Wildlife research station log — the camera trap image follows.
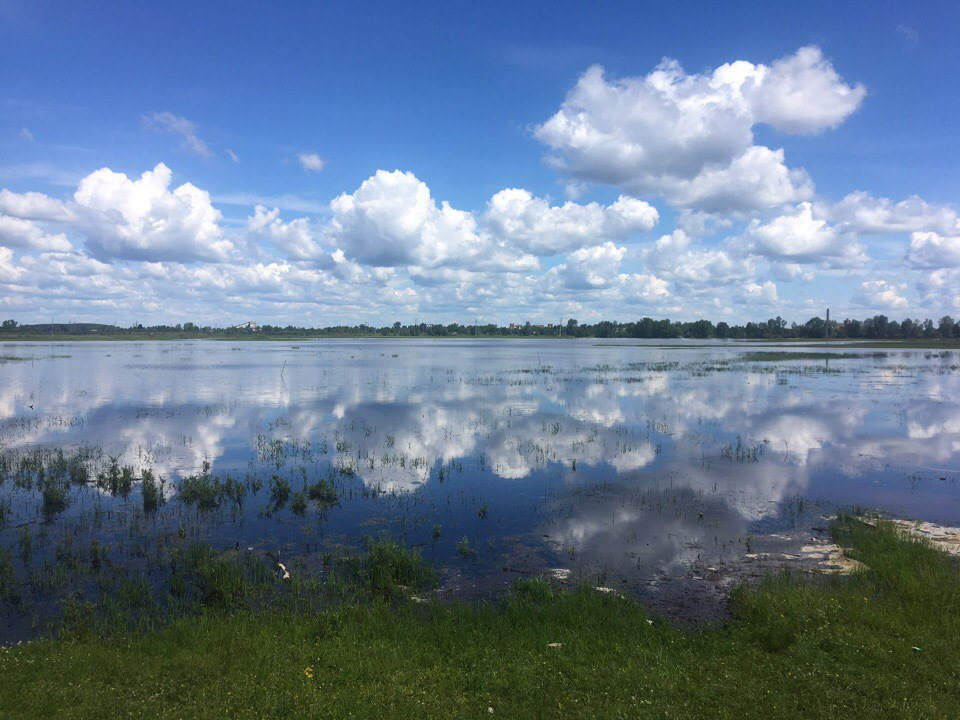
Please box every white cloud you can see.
[142,112,212,158]
[328,169,537,272]
[20,128,35,142]
[226,149,240,164]
[742,201,864,263]
[483,189,657,255]
[739,280,779,304]
[827,191,959,235]
[917,269,960,310]
[0,246,22,282]
[907,231,960,268]
[0,188,71,222]
[73,163,232,261]
[771,262,814,282]
[298,153,325,172]
[534,46,863,211]
[0,215,71,252]
[557,241,627,289]
[745,46,867,134]
[246,205,332,265]
[620,272,670,302]
[645,230,751,285]
[662,146,813,212]
[854,280,908,309]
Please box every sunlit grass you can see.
[1,519,958,718]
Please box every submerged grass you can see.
[1,518,959,718]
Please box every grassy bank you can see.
[2,518,959,719]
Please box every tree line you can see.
[3,315,960,339]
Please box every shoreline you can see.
[2,334,960,349]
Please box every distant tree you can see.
[1,319,17,331]
[595,320,616,338]
[802,316,826,338]
[939,316,956,338]
[687,319,714,338]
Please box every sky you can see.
[2,0,960,327]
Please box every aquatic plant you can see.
[307,478,338,505]
[269,475,291,507]
[456,536,476,558]
[362,537,436,599]
[96,456,134,497]
[41,478,70,515]
[291,489,307,514]
[140,469,165,513]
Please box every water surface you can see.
[2,339,959,636]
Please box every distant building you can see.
[509,323,516,330]
[232,321,260,331]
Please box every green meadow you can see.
[2,518,958,719]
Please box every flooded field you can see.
[1,339,959,639]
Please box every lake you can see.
[1,339,959,638]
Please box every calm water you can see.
[1,339,959,634]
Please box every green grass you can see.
[1,518,959,718]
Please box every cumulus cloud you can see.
[741,202,864,264]
[142,112,212,158]
[0,188,71,222]
[246,205,331,264]
[484,189,657,255]
[771,262,814,283]
[534,46,863,211]
[645,230,752,285]
[298,153,325,172]
[0,246,22,282]
[620,272,671,302]
[917,269,960,310]
[826,191,960,235]
[906,231,960,268]
[74,163,233,261]
[854,280,908,309]
[0,215,72,252]
[745,46,867,134]
[661,146,814,213]
[328,169,538,272]
[556,241,627,289]
[739,280,779,304]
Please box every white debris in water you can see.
[549,568,571,580]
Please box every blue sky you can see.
[2,0,959,325]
